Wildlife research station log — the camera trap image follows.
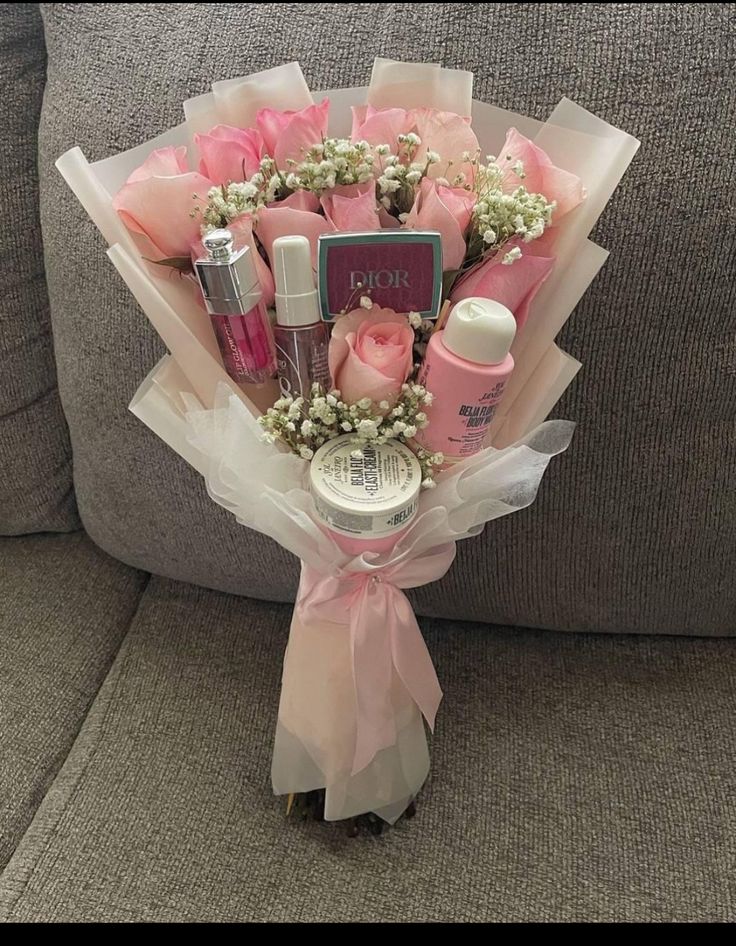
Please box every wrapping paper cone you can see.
[56,59,640,821]
[272,565,438,824]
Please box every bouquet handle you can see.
[272,558,452,823]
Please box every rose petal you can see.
[256,205,332,271]
[412,109,479,181]
[256,99,329,167]
[350,105,413,148]
[451,249,556,331]
[405,179,473,271]
[196,125,264,184]
[126,146,189,183]
[256,108,292,155]
[279,190,321,212]
[230,216,276,308]
[498,128,586,220]
[357,321,415,383]
[338,342,405,405]
[114,169,213,260]
[321,182,380,232]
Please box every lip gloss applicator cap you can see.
[196,228,262,316]
[273,235,321,328]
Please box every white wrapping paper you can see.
[57,60,639,433]
[179,386,574,821]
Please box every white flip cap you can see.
[273,235,321,328]
[442,297,517,365]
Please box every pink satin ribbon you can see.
[297,543,457,776]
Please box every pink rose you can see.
[351,106,479,181]
[405,179,475,271]
[498,128,586,220]
[195,125,264,185]
[329,308,415,406]
[451,244,556,331]
[256,198,332,272]
[256,99,330,168]
[320,183,381,232]
[113,146,213,260]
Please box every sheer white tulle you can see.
[181,387,574,821]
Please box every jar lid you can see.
[310,436,421,539]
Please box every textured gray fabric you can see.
[0,4,79,535]
[0,577,734,922]
[38,3,736,633]
[0,532,147,869]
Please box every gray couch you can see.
[1,2,734,923]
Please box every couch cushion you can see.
[0,4,79,535]
[38,3,736,633]
[0,532,147,869]
[0,577,734,921]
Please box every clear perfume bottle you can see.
[195,229,277,387]
[272,235,331,399]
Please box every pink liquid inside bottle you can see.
[272,235,331,399]
[195,229,277,387]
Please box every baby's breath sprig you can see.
[258,383,443,488]
[200,181,262,231]
[200,139,381,234]
[284,139,376,193]
[470,157,556,263]
[375,134,444,219]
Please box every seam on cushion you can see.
[0,384,60,421]
[0,320,53,358]
[0,571,153,919]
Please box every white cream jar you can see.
[310,436,421,554]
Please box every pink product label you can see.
[211,305,276,385]
[322,242,438,318]
[418,360,510,459]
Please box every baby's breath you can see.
[199,131,558,302]
[258,383,442,488]
[465,158,556,270]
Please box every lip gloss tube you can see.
[194,229,277,387]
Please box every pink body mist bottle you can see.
[195,229,277,387]
[415,298,517,463]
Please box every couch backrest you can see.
[37,2,736,634]
[0,3,79,535]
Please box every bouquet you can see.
[58,59,639,828]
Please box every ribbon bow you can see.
[298,543,457,775]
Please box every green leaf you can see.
[144,256,194,276]
[442,269,460,301]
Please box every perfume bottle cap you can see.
[442,298,516,365]
[195,229,261,316]
[273,235,321,328]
